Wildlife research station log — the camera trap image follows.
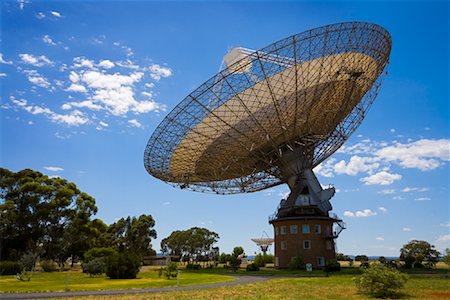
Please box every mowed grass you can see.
[66,275,450,300]
[0,266,235,293]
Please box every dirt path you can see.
[0,275,270,299]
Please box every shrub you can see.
[40,260,58,272]
[84,257,105,276]
[289,256,304,270]
[254,254,274,267]
[354,262,408,298]
[0,261,21,275]
[228,256,241,272]
[185,263,201,270]
[105,252,141,279]
[246,263,260,271]
[360,261,370,269]
[158,262,178,279]
[413,261,424,268]
[19,252,38,271]
[323,259,341,272]
[84,247,117,263]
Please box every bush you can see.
[289,256,304,270]
[254,254,274,267]
[360,261,370,269]
[0,261,21,275]
[105,252,141,279]
[19,252,38,271]
[84,247,117,263]
[323,259,341,272]
[158,262,178,279]
[354,262,408,298]
[84,257,105,276]
[40,260,58,272]
[246,263,260,271]
[185,263,201,270]
[413,261,424,268]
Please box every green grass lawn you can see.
[0,266,235,293]
[63,275,449,300]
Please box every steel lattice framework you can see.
[144,22,392,194]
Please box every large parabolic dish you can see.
[144,22,392,194]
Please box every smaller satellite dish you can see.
[251,231,274,255]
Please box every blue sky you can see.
[1,1,449,257]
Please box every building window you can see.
[281,225,287,235]
[281,241,287,250]
[314,224,321,234]
[317,257,325,267]
[302,224,310,234]
[290,225,298,234]
[303,240,311,249]
[275,227,279,236]
[326,240,333,250]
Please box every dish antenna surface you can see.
[144,22,392,268]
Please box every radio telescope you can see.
[144,22,392,268]
[252,232,274,255]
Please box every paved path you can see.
[0,275,270,299]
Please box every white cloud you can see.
[50,11,61,18]
[415,197,431,201]
[131,100,162,114]
[375,139,450,171]
[62,100,102,111]
[66,83,87,93]
[149,64,173,81]
[141,91,153,98]
[378,189,395,195]
[440,223,450,227]
[344,209,377,218]
[0,73,7,77]
[401,187,429,193]
[73,57,95,69]
[19,54,53,67]
[313,158,336,178]
[36,12,46,19]
[436,235,450,242]
[99,121,108,127]
[334,156,380,176]
[44,166,64,172]
[390,128,396,133]
[402,227,412,232]
[162,201,171,205]
[42,35,56,45]
[17,0,29,10]
[376,237,384,241]
[378,207,388,213]
[361,171,402,185]
[0,54,13,64]
[128,119,142,128]
[98,60,115,69]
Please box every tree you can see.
[355,255,369,262]
[108,214,157,257]
[0,168,98,262]
[400,240,440,268]
[161,227,219,262]
[444,248,450,267]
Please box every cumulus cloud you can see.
[149,64,173,81]
[128,119,142,128]
[361,171,402,185]
[334,156,379,176]
[50,11,62,18]
[42,35,56,45]
[44,166,63,172]
[17,0,29,10]
[343,209,377,218]
[313,158,336,178]
[376,237,384,241]
[19,54,53,67]
[36,12,46,19]
[375,139,450,171]
[66,83,87,93]
[24,70,51,88]
[97,60,115,69]
[436,235,450,242]
[378,207,388,213]
[62,100,102,111]
[403,227,412,232]
[10,98,89,126]
[0,53,13,65]
[440,223,450,227]
[73,57,95,69]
